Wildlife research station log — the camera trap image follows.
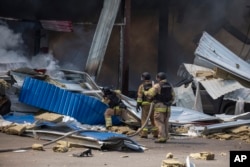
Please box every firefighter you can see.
[0,94,11,116]
[144,72,175,143]
[102,87,129,130]
[136,72,158,138]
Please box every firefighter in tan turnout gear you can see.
[102,87,129,130]
[136,72,158,138]
[144,72,175,143]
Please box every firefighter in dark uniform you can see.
[145,72,175,143]
[102,87,129,130]
[0,79,11,116]
[136,72,158,138]
[0,94,11,116]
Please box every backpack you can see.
[155,82,173,105]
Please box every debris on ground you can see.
[31,143,44,151]
[72,149,93,157]
[161,152,185,167]
[205,125,250,143]
[35,112,64,123]
[53,144,69,153]
[108,125,137,135]
[189,152,215,160]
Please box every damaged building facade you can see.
[0,0,249,94]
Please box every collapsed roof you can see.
[178,31,250,101]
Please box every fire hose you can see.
[127,102,154,137]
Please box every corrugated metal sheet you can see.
[203,119,250,134]
[180,63,244,99]
[3,114,35,124]
[169,106,221,124]
[19,77,121,125]
[2,115,143,152]
[224,88,250,103]
[174,85,196,110]
[200,78,244,99]
[79,130,129,140]
[194,31,250,82]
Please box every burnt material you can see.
[72,149,93,157]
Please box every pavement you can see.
[0,132,250,167]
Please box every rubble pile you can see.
[0,122,35,135]
[205,125,250,143]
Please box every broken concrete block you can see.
[190,152,215,160]
[35,112,63,123]
[166,152,173,159]
[32,143,44,151]
[218,134,233,140]
[53,145,69,153]
[161,159,185,167]
[56,140,88,148]
[230,125,249,134]
[5,124,26,135]
[110,126,136,135]
[0,124,15,132]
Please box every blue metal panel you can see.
[3,114,35,124]
[19,77,121,125]
[79,130,127,140]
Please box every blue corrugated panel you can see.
[3,114,35,124]
[79,130,127,140]
[19,77,121,125]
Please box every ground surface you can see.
[0,132,249,167]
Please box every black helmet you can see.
[156,72,166,80]
[141,72,151,80]
[102,86,112,95]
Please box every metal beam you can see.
[85,0,121,79]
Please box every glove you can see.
[136,102,142,112]
[119,103,127,109]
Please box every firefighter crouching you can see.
[102,87,129,130]
[144,72,175,143]
[136,72,158,138]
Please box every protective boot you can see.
[151,127,159,138]
[105,117,112,130]
[140,128,148,138]
[154,137,167,143]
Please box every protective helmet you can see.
[102,86,112,95]
[156,72,167,80]
[141,72,151,80]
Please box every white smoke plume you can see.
[0,23,27,63]
[30,53,64,79]
[0,22,64,79]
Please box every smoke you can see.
[0,22,63,79]
[30,52,64,79]
[0,22,27,63]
